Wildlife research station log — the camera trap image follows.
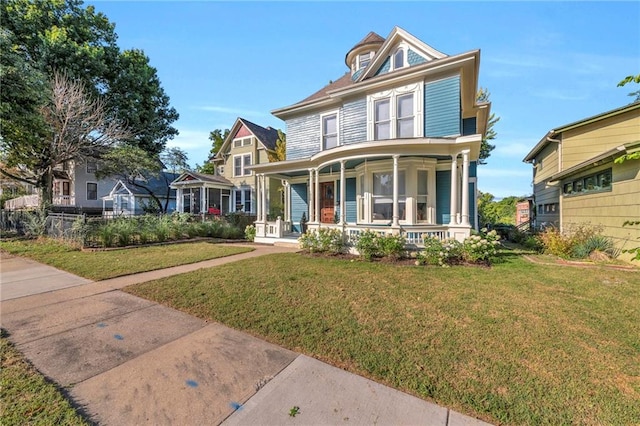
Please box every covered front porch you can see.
[250,137,479,246]
[170,171,234,216]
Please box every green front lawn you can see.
[0,239,253,280]
[0,332,88,426]
[125,251,640,425]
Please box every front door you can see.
[320,182,334,223]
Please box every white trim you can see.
[86,181,98,201]
[367,82,423,141]
[233,136,253,148]
[320,110,340,151]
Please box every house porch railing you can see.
[255,217,292,238]
[3,194,76,210]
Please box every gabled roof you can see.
[356,26,447,83]
[170,170,233,187]
[105,172,180,198]
[523,102,640,162]
[214,117,280,161]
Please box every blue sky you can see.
[93,1,639,199]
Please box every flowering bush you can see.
[462,229,500,263]
[417,230,500,267]
[354,230,407,261]
[299,228,346,254]
[244,224,256,241]
[416,237,463,267]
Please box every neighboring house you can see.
[3,159,116,214]
[101,172,179,217]
[523,102,640,258]
[250,27,490,244]
[172,118,282,216]
[515,199,532,228]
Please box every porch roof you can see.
[170,171,233,188]
[248,135,481,177]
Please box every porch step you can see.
[273,240,300,249]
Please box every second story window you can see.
[86,161,97,174]
[374,99,390,140]
[234,154,252,177]
[322,113,338,150]
[397,94,414,138]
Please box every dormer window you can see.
[358,52,371,70]
[393,47,406,70]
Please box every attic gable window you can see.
[393,48,405,69]
[233,137,252,148]
[358,52,371,70]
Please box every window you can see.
[562,169,612,196]
[87,182,97,200]
[233,154,252,177]
[393,48,405,69]
[86,161,97,174]
[322,113,338,150]
[358,52,371,70]
[233,137,252,148]
[369,85,420,141]
[417,170,428,221]
[216,165,224,176]
[396,94,414,138]
[234,188,252,213]
[374,99,390,140]
[372,171,405,221]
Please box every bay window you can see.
[372,171,405,220]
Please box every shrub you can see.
[462,230,500,264]
[299,228,346,254]
[416,237,464,267]
[538,227,574,258]
[377,233,407,260]
[538,223,610,259]
[354,230,380,261]
[245,224,256,241]
[23,209,48,238]
[572,234,618,259]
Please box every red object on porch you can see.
[208,207,221,215]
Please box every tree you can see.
[0,71,130,206]
[208,128,230,157]
[476,88,500,165]
[477,191,519,226]
[267,130,287,162]
[0,0,179,173]
[618,74,640,102]
[161,147,190,174]
[195,128,230,174]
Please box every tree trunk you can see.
[40,168,54,209]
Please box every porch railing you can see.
[3,194,76,210]
[258,217,291,238]
[344,224,450,246]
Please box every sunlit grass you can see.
[0,331,88,426]
[0,238,253,280]
[125,251,640,425]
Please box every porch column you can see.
[449,154,458,225]
[283,180,290,222]
[339,160,346,225]
[261,174,267,222]
[200,187,206,215]
[256,175,262,221]
[461,150,470,226]
[308,169,314,222]
[392,155,400,227]
[176,188,182,212]
[314,168,320,223]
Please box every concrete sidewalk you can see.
[0,244,491,425]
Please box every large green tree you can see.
[0,0,179,201]
[476,88,500,165]
[196,128,230,174]
[477,191,519,226]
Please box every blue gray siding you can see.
[290,183,308,232]
[346,178,357,222]
[469,161,477,178]
[408,49,427,66]
[286,114,320,160]
[424,76,461,137]
[462,117,477,136]
[436,170,451,224]
[341,98,366,145]
[374,57,391,76]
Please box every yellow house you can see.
[172,118,284,217]
[523,102,640,259]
